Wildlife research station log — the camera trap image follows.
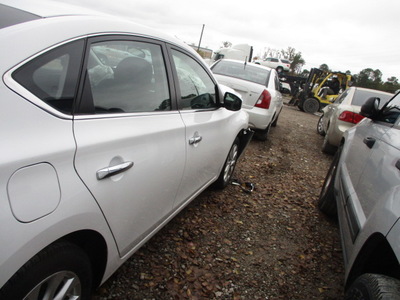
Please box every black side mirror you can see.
[223,92,242,111]
[360,97,380,119]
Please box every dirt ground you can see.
[93,101,344,300]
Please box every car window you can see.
[12,40,84,114]
[334,90,349,104]
[271,58,278,62]
[381,93,400,124]
[85,40,170,114]
[212,60,270,86]
[351,89,392,107]
[274,75,280,91]
[172,49,216,110]
[281,59,290,64]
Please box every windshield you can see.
[212,60,270,86]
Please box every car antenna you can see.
[244,57,247,68]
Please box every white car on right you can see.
[317,86,393,154]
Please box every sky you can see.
[17,0,400,80]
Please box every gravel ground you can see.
[93,100,344,299]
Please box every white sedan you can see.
[211,59,283,141]
[0,3,253,299]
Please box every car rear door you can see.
[73,37,185,256]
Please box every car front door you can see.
[73,37,185,256]
[169,48,238,208]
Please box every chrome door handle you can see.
[189,132,202,145]
[189,136,202,145]
[96,161,134,180]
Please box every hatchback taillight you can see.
[338,111,365,124]
[255,90,271,109]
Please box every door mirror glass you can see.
[224,92,242,111]
[360,97,380,119]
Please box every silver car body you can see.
[0,3,251,292]
[335,93,400,285]
[321,86,393,148]
[211,59,283,133]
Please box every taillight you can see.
[255,90,272,109]
[338,111,365,124]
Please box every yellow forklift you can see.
[290,68,352,113]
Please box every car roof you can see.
[0,1,194,70]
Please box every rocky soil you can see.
[93,102,344,300]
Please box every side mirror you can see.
[360,97,380,119]
[223,92,242,111]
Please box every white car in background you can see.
[0,3,253,299]
[211,59,283,141]
[254,57,291,73]
[317,86,393,154]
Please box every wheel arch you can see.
[346,232,400,290]
[62,229,108,289]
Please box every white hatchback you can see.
[0,3,253,299]
[211,59,283,141]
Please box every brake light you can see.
[338,111,365,124]
[255,90,271,109]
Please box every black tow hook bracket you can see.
[231,180,255,193]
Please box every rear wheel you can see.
[321,130,337,154]
[318,145,342,217]
[214,138,239,189]
[254,124,271,141]
[345,273,400,300]
[0,241,93,300]
[303,98,320,114]
[276,66,283,73]
[317,115,325,136]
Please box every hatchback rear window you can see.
[281,59,291,64]
[212,60,270,86]
[0,4,40,29]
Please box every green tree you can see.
[280,47,305,74]
[355,68,383,89]
[319,64,330,72]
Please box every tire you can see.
[317,115,325,136]
[214,138,240,189]
[0,241,93,300]
[345,273,400,300]
[321,130,337,154]
[271,114,279,127]
[276,66,283,73]
[302,98,320,114]
[254,124,271,141]
[318,145,341,217]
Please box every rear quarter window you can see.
[12,40,85,114]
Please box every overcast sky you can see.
[41,0,400,80]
